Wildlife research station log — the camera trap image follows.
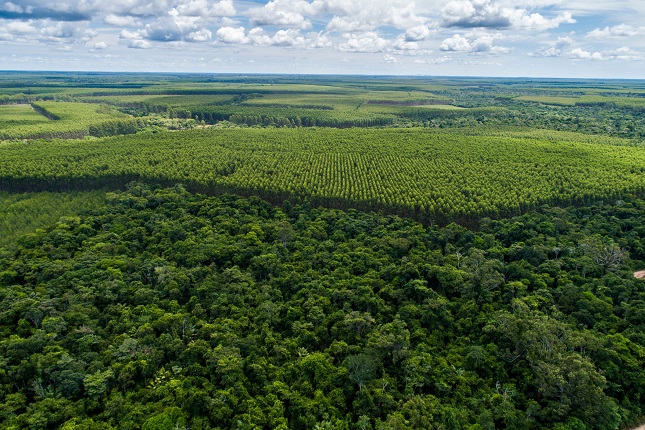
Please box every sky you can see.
[1,0,644,78]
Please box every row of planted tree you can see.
[1,127,645,224]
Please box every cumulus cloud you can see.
[323,1,429,33]
[568,46,643,61]
[568,48,603,61]
[142,17,183,42]
[36,20,97,44]
[586,24,645,39]
[383,54,397,63]
[440,32,510,53]
[607,47,643,61]
[128,39,153,49]
[336,31,421,54]
[247,0,313,29]
[104,14,140,27]
[216,26,248,44]
[530,37,642,62]
[405,25,433,41]
[3,19,36,35]
[173,0,235,17]
[119,29,141,40]
[442,0,574,30]
[186,28,212,42]
[91,41,108,50]
[530,36,574,57]
[216,25,329,49]
[338,31,391,53]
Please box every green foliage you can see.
[0,102,135,140]
[2,127,645,223]
[0,184,643,428]
[0,191,106,248]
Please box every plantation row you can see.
[2,128,645,223]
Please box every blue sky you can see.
[1,0,644,78]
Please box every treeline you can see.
[0,94,40,105]
[0,184,642,429]
[367,99,452,106]
[228,113,394,128]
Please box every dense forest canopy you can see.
[0,184,644,429]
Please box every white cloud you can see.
[104,14,140,27]
[442,0,574,30]
[586,24,645,39]
[247,27,272,45]
[323,1,430,33]
[247,0,313,29]
[405,25,432,41]
[531,36,574,57]
[569,48,603,60]
[338,31,390,53]
[38,20,97,44]
[173,0,235,17]
[91,41,108,50]
[119,29,141,40]
[142,17,183,42]
[216,25,330,49]
[440,32,510,53]
[216,26,248,44]
[326,16,374,32]
[4,19,37,34]
[392,35,418,51]
[128,39,153,49]
[186,28,212,42]
[383,53,397,63]
[608,47,642,61]
[531,37,643,62]
[272,28,306,46]
[568,46,643,61]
